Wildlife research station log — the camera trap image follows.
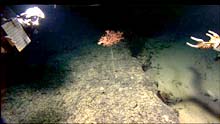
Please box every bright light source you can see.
[17,6,45,26]
[22,7,45,18]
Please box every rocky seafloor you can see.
[1,39,179,123]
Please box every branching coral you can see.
[98,30,124,47]
[97,30,124,79]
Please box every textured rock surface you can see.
[66,84,179,123]
[1,43,179,123]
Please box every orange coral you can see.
[98,30,124,47]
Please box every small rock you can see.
[100,87,105,91]
[162,115,169,122]
[119,88,123,92]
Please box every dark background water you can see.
[9,5,220,47]
[2,4,220,85]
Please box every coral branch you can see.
[98,30,124,47]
